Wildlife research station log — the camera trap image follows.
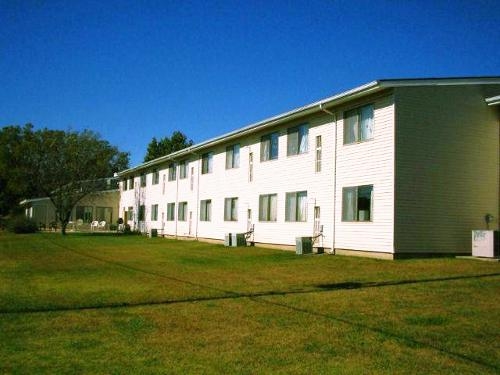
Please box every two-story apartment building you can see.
[117,77,500,259]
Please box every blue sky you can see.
[1,0,499,166]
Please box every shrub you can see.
[7,216,38,234]
[109,224,117,231]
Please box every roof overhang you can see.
[118,76,500,177]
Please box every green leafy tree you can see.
[144,131,193,162]
[0,125,130,234]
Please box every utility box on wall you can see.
[472,230,499,258]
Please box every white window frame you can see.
[285,191,307,222]
[167,203,175,221]
[226,144,240,169]
[200,199,212,222]
[287,124,308,156]
[342,185,373,222]
[151,204,158,221]
[343,104,374,144]
[259,194,277,222]
[224,197,238,221]
[178,202,188,221]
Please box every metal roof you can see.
[118,76,500,176]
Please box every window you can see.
[96,207,112,222]
[224,197,238,221]
[179,160,187,179]
[259,194,277,222]
[285,191,307,222]
[128,177,134,190]
[127,206,133,221]
[152,169,159,185]
[200,199,212,221]
[226,144,240,169]
[261,132,279,161]
[201,152,213,174]
[190,167,194,190]
[138,205,145,221]
[168,163,176,181]
[344,104,374,144]
[151,204,158,221]
[121,179,127,191]
[287,124,308,156]
[167,203,175,221]
[140,173,146,187]
[342,185,373,222]
[178,202,188,221]
[76,206,93,223]
[248,152,253,182]
[315,135,322,173]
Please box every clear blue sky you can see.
[1,0,499,166]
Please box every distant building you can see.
[20,178,120,230]
[117,77,500,258]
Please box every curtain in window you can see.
[297,191,307,221]
[270,133,279,159]
[285,193,296,221]
[259,195,268,221]
[342,188,356,221]
[226,147,233,169]
[344,111,358,144]
[231,198,238,221]
[261,137,270,161]
[288,130,298,155]
[360,105,374,140]
[299,126,308,154]
[269,194,277,221]
[233,144,240,168]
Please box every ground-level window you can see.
[200,199,212,221]
[151,204,158,221]
[260,132,279,161]
[127,206,133,221]
[285,191,307,222]
[201,152,213,174]
[226,144,240,169]
[178,202,188,221]
[259,194,277,222]
[76,206,93,223]
[167,203,175,221]
[344,104,374,144]
[342,185,373,222]
[224,197,238,221]
[287,124,308,156]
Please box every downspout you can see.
[194,152,201,240]
[319,103,337,254]
[175,160,179,239]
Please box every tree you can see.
[0,125,130,234]
[144,131,193,162]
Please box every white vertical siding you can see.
[334,95,395,253]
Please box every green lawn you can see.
[1,232,499,374]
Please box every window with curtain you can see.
[151,204,158,221]
[260,132,279,161]
[152,169,159,185]
[201,152,213,174]
[168,163,176,181]
[200,199,212,221]
[342,185,373,222]
[343,104,374,144]
[178,202,188,221]
[140,173,146,187]
[224,197,238,221]
[259,194,277,221]
[167,203,175,221]
[285,191,307,222]
[179,160,187,179]
[287,124,308,156]
[226,144,240,169]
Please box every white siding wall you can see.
[334,95,395,253]
[119,113,337,247]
